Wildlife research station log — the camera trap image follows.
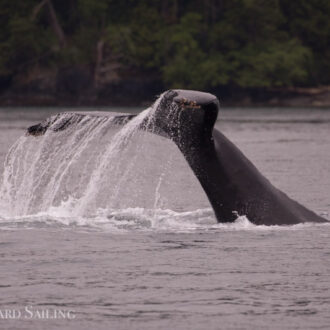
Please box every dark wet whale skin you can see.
[155,90,327,225]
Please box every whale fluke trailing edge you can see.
[27,89,327,225]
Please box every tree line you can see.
[0,0,329,92]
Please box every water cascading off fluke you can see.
[0,93,210,219]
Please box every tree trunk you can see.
[45,0,66,48]
[94,39,105,87]
[32,0,66,48]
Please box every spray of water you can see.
[2,94,328,232]
[0,94,220,231]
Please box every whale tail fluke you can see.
[25,89,327,225]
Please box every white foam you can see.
[0,204,328,233]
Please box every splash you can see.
[2,95,326,232]
[0,95,213,228]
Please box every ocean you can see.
[0,105,329,329]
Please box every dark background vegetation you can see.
[0,0,329,106]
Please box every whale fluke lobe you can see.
[26,89,327,225]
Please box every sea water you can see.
[0,105,329,329]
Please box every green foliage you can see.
[232,40,312,87]
[161,13,207,88]
[0,7,52,75]
[279,0,330,84]
[0,0,329,88]
[160,2,312,89]
[106,5,165,68]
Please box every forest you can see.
[0,0,329,105]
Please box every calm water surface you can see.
[0,106,329,330]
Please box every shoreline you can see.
[1,84,330,108]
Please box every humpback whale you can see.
[28,89,327,225]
